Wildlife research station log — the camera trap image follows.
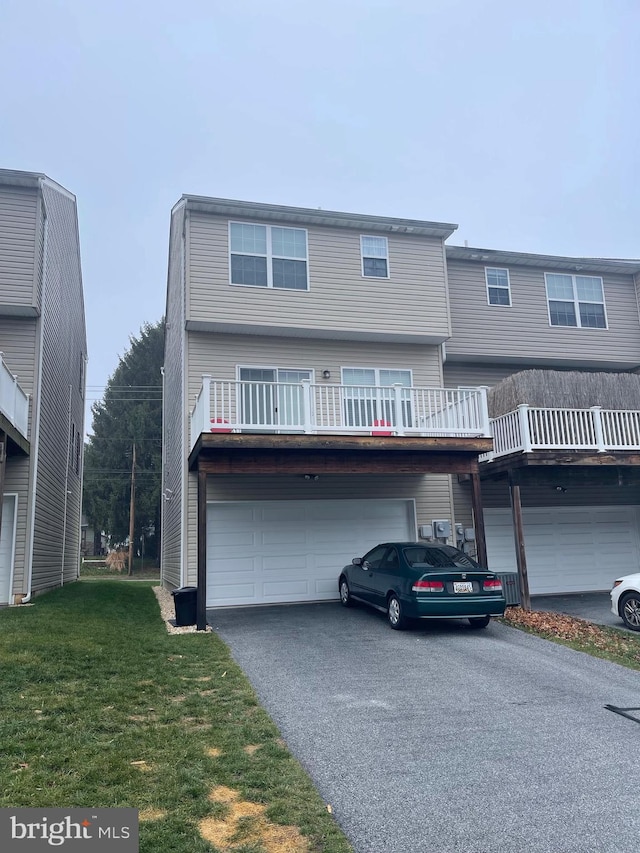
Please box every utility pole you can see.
[128,442,136,576]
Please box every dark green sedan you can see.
[338,542,506,630]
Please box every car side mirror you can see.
[352,557,363,566]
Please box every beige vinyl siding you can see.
[182,332,452,582]
[0,186,38,310]
[443,362,522,389]
[183,472,455,587]
[161,205,187,589]
[446,260,640,368]
[187,212,450,341]
[186,332,444,404]
[29,183,86,593]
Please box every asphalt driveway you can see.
[531,591,629,630]
[210,602,640,853]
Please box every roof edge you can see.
[446,245,640,274]
[179,195,457,238]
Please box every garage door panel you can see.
[485,506,640,594]
[207,499,414,606]
[212,530,257,548]
[215,582,257,602]
[215,557,259,574]
[264,579,309,597]
[262,529,308,547]
[263,554,308,571]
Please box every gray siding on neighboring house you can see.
[29,182,86,594]
[0,186,38,311]
[187,211,451,341]
[161,204,186,590]
[446,259,640,368]
[0,317,38,396]
[0,319,37,590]
[3,457,30,593]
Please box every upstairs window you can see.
[545,273,607,328]
[485,267,511,306]
[361,235,389,278]
[229,222,308,290]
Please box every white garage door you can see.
[207,498,415,606]
[485,505,640,594]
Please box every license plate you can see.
[453,581,473,594]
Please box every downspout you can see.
[60,383,73,586]
[21,196,49,604]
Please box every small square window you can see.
[361,236,389,278]
[485,267,511,306]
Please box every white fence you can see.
[481,404,640,461]
[0,353,29,439]
[190,376,490,450]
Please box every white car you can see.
[610,573,640,631]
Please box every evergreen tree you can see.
[83,320,164,561]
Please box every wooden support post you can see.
[196,466,208,631]
[509,471,531,610]
[470,472,488,569]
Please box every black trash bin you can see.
[171,586,197,626]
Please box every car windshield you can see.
[403,545,479,569]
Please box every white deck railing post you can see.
[478,386,490,437]
[591,406,606,452]
[201,375,212,432]
[301,380,313,433]
[393,384,405,435]
[517,404,532,452]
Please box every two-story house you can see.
[444,247,640,598]
[0,169,87,605]
[162,197,493,626]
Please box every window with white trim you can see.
[545,273,607,328]
[229,222,308,290]
[361,235,389,278]
[485,267,511,306]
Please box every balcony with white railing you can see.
[481,403,640,462]
[190,376,491,451]
[0,352,29,440]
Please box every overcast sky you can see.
[1,0,638,425]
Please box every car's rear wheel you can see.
[620,592,640,631]
[339,577,353,608]
[387,594,407,630]
[468,616,491,629]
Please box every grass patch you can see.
[501,607,640,671]
[80,561,160,580]
[0,583,352,853]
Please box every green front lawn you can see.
[0,582,352,853]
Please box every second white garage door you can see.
[485,505,640,594]
[207,498,416,606]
